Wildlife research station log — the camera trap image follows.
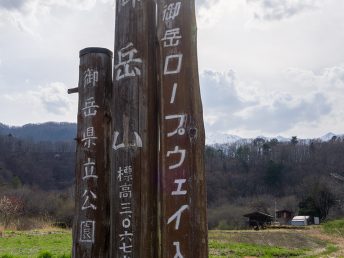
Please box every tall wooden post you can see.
[72,48,113,258]
[110,0,158,257]
[156,0,209,257]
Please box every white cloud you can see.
[0,0,343,140]
[285,65,344,93]
[0,0,99,13]
[196,0,221,9]
[239,93,331,133]
[0,0,26,10]
[0,0,114,96]
[247,0,320,21]
[36,82,74,115]
[201,70,249,112]
[200,67,339,137]
[0,82,77,125]
[0,0,114,35]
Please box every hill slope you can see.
[0,122,76,142]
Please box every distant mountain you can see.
[0,122,342,145]
[206,132,242,145]
[205,132,343,145]
[276,135,290,142]
[319,132,342,142]
[0,122,77,142]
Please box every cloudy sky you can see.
[1,0,344,139]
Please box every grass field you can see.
[322,219,344,237]
[0,228,71,258]
[208,229,341,257]
[0,221,343,257]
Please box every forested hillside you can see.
[0,123,344,229]
[0,133,75,190]
[206,137,344,228]
[0,122,77,142]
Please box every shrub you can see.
[217,220,231,230]
[208,204,250,230]
[0,196,24,228]
[323,219,344,237]
[58,255,71,258]
[37,251,53,258]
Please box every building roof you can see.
[292,216,310,221]
[276,209,293,213]
[243,211,274,218]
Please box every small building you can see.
[276,210,293,225]
[291,216,310,226]
[243,211,274,229]
[314,217,320,225]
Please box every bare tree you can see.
[0,196,23,228]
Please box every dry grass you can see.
[307,225,344,257]
[0,217,55,231]
[210,229,326,250]
[209,227,344,257]
[0,225,4,238]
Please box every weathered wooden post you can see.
[71,47,113,258]
[156,0,209,257]
[110,0,158,257]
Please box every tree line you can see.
[0,132,343,229]
[206,136,344,228]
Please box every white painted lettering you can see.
[120,0,141,8]
[112,131,143,150]
[115,43,142,81]
[166,146,186,170]
[173,241,184,258]
[161,28,182,47]
[82,97,99,117]
[79,220,95,243]
[172,179,187,196]
[170,83,178,104]
[167,205,189,230]
[119,183,132,199]
[163,2,181,21]
[165,114,186,137]
[81,127,97,148]
[164,54,183,75]
[83,158,98,180]
[81,190,97,211]
[83,69,98,88]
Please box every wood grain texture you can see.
[156,0,209,257]
[110,0,158,257]
[72,48,113,258]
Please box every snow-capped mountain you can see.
[319,132,339,141]
[206,133,242,145]
[276,135,290,142]
[205,132,343,145]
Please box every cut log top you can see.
[79,47,113,57]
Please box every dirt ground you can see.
[307,226,344,257]
[211,226,344,257]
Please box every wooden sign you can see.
[72,48,113,258]
[156,0,209,257]
[110,0,158,257]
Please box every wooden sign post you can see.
[110,0,158,257]
[71,1,208,257]
[72,48,113,258]
[156,0,209,257]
